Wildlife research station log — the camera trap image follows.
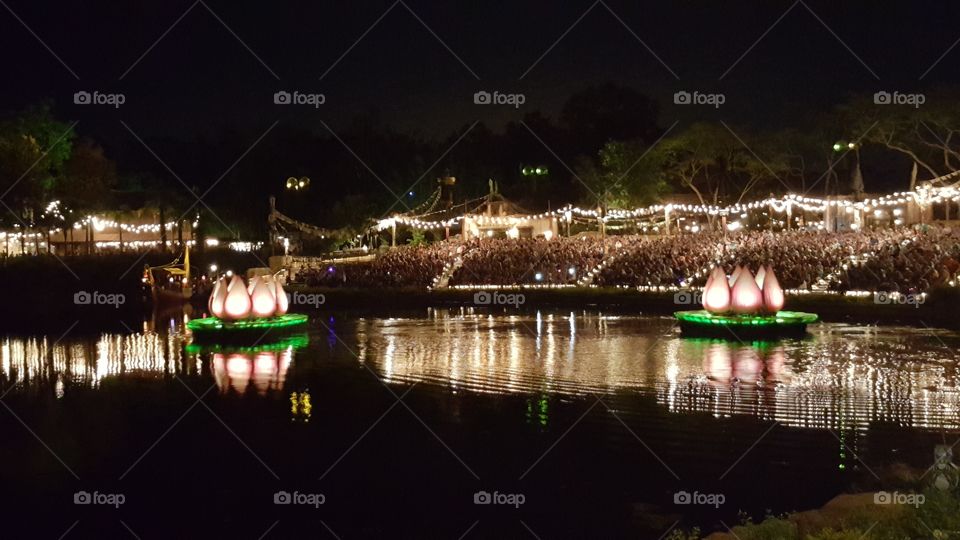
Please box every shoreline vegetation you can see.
[690,486,959,540]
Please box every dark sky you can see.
[3,0,960,142]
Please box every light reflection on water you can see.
[0,330,294,398]
[2,309,959,431]
[356,309,960,431]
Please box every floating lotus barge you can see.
[676,265,818,339]
[187,273,307,344]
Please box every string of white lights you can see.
[376,184,960,231]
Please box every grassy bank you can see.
[666,486,960,539]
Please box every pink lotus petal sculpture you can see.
[703,267,732,313]
[754,266,766,289]
[223,275,252,319]
[209,274,290,321]
[274,278,289,316]
[700,265,785,315]
[762,265,784,313]
[701,271,715,310]
[250,277,278,318]
[730,267,764,314]
[209,277,227,318]
[728,265,742,287]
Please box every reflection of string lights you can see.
[357,311,960,430]
[3,332,184,390]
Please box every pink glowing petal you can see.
[247,276,259,295]
[208,277,220,314]
[207,278,217,313]
[223,275,252,320]
[703,267,731,313]
[701,271,715,310]
[730,268,763,314]
[762,265,785,313]
[755,266,766,289]
[210,277,228,319]
[274,278,289,315]
[250,277,277,318]
[728,265,742,287]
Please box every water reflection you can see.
[1,331,190,392]
[210,348,293,396]
[2,310,958,432]
[356,309,960,431]
[0,322,305,399]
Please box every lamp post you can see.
[833,141,864,199]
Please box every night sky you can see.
[3,1,960,165]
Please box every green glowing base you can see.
[184,333,309,355]
[187,314,308,344]
[675,310,818,339]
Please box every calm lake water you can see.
[1,309,958,538]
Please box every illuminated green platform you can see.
[184,333,309,354]
[187,314,308,343]
[675,310,818,339]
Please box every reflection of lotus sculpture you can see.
[189,274,307,343]
[702,343,788,386]
[679,265,817,339]
[212,348,293,396]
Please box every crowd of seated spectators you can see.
[292,226,960,293]
[448,237,606,285]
